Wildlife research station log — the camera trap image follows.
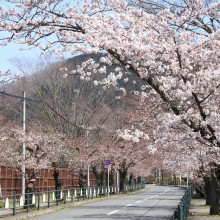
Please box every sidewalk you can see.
[187,198,219,220]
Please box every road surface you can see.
[33,185,185,220]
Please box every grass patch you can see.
[0,201,4,208]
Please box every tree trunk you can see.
[79,169,86,188]
[91,166,99,187]
[137,176,141,184]
[110,170,114,186]
[204,176,212,205]
[99,170,105,186]
[129,174,133,185]
[119,169,127,192]
[210,172,220,215]
[173,173,177,185]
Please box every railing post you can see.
[56,189,59,206]
[13,192,16,216]
[48,189,50,208]
[77,191,80,202]
[71,188,73,203]
[26,190,29,212]
[38,192,40,210]
[64,187,67,204]
[178,203,184,220]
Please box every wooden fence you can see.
[0,166,96,196]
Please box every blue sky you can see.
[0,41,42,73]
[0,1,42,74]
[0,0,80,75]
[0,1,67,75]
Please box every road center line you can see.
[107,210,118,215]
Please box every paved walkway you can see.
[187,198,220,220]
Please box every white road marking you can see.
[135,200,142,203]
[107,210,118,215]
[150,194,159,198]
[107,188,170,216]
[161,188,170,194]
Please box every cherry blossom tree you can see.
[76,131,154,191]
[0,120,69,181]
[74,96,156,191]
[0,56,117,136]
[0,0,220,214]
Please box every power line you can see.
[0,91,41,102]
[0,90,97,131]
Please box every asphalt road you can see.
[33,185,185,220]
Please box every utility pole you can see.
[86,130,90,196]
[87,164,90,188]
[21,91,26,195]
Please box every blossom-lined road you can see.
[34,185,185,220]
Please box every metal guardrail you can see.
[0,184,145,217]
[172,185,193,220]
[156,179,188,187]
[124,183,145,192]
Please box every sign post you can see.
[117,170,119,193]
[107,166,110,196]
